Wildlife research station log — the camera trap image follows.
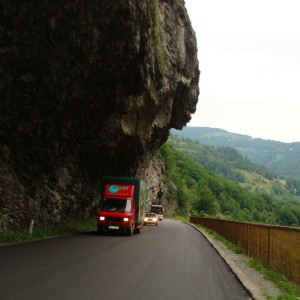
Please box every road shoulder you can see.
[186,222,282,300]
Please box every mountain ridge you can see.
[172,126,300,179]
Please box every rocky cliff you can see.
[0,0,199,232]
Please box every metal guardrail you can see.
[190,217,300,287]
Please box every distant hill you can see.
[169,135,288,195]
[171,127,300,179]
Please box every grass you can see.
[0,218,96,244]
[173,215,189,222]
[247,258,300,300]
[239,169,286,194]
[149,0,160,42]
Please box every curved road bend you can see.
[0,219,250,300]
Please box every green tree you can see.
[192,179,215,215]
[219,192,240,215]
[276,207,299,226]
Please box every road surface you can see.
[0,219,250,300]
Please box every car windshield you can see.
[146,213,156,217]
[101,198,132,212]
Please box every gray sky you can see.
[184,0,300,143]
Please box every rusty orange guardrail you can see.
[190,217,300,287]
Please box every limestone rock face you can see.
[0,0,199,231]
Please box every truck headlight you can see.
[99,216,105,221]
[123,217,129,222]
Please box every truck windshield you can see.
[101,198,132,212]
[150,205,163,214]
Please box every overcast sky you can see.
[184,0,300,143]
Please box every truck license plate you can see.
[109,226,119,230]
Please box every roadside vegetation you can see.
[247,258,300,300]
[0,218,95,244]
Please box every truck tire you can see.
[97,226,104,235]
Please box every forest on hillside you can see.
[159,139,300,227]
[169,135,300,197]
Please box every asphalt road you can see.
[0,219,250,300]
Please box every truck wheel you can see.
[97,226,103,235]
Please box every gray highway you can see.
[0,219,250,300]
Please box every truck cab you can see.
[97,177,147,236]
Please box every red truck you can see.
[96,176,147,236]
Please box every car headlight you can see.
[123,217,129,222]
[144,218,148,221]
[153,218,157,222]
[99,216,105,221]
